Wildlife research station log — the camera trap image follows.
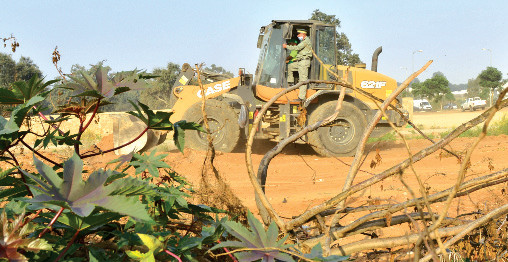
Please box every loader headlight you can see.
[174,86,183,94]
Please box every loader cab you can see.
[253,20,337,103]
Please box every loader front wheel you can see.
[183,99,240,153]
[308,101,367,157]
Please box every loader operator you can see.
[283,29,312,102]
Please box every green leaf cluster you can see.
[0,64,233,262]
[211,211,294,261]
[0,211,51,261]
[22,153,153,221]
[126,233,163,262]
[0,76,56,151]
[66,66,152,99]
[127,102,203,152]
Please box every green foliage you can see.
[0,62,238,261]
[34,129,81,149]
[0,75,54,144]
[310,9,362,66]
[459,114,508,137]
[127,101,175,130]
[367,131,397,143]
[10,75,58,104]
[478,67,503,89]
[0,211,52,261]
[211,211,294,261]
[173,120,205,153]
[22,153,153,221]
[303,243,349,261]
[15,56,43,82]
[0,167,29,200]
[126,233,163,262]
[0,53,16,87]
[136,62,180,110]
[0,94,47,151]
[130,150,171,177]
[412,72,451,105]
[0,53,43,116]
[467,77,490,100]
[66,66,150,99]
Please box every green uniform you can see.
[286,37,312,99]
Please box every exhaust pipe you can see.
[371,46,382,72]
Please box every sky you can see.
[1,0,507,85]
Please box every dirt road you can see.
[412,107,508,129]
[87,107,508,220]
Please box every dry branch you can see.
[327,203,508,257]
[245,79,354,228]
[303,168,508,247]
[420,204,508,262]
[240,53,508,258]
[285,98,508,232]
[195,65,247,215]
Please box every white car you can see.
[461,97,486,111]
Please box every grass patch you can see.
[487,114,508,135]
[80,129,102,148]
[369,115,508,143]
[368,131,397,143]
[426,114,508,139]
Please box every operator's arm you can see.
[286,37,311,51]
[286,41,305,51]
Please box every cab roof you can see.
[270,20,335,28]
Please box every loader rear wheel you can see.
[308,101,367,157]
[183,99,240,153]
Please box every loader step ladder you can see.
[278,102,302,140]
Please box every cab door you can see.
[311,26,337,89]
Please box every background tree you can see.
[466,77,487,99]
[204,64,233,78]
[478,67,503,106]
[0,53,43,115]
[478,67,503,90]
[0,54,42,87]
[139,62,181,110]
[444,92,456,106]
[0,53,16,87]
[412,72,451,109]
[15,56,42,81]
[310,9,362,66]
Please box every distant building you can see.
[452,90,468,95]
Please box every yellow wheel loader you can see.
[115,20,406,157]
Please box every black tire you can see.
[307,101,367,157]
[182,99,240,152]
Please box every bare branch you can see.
[328,203,508,256]
[303,168,508,247]
[420,203,508,262]
[285,98,508,232]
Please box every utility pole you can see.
[412,50,423,73]
[481,48,492,66]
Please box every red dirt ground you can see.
[161,135,508,219]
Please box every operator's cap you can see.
[296,29,307,34]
